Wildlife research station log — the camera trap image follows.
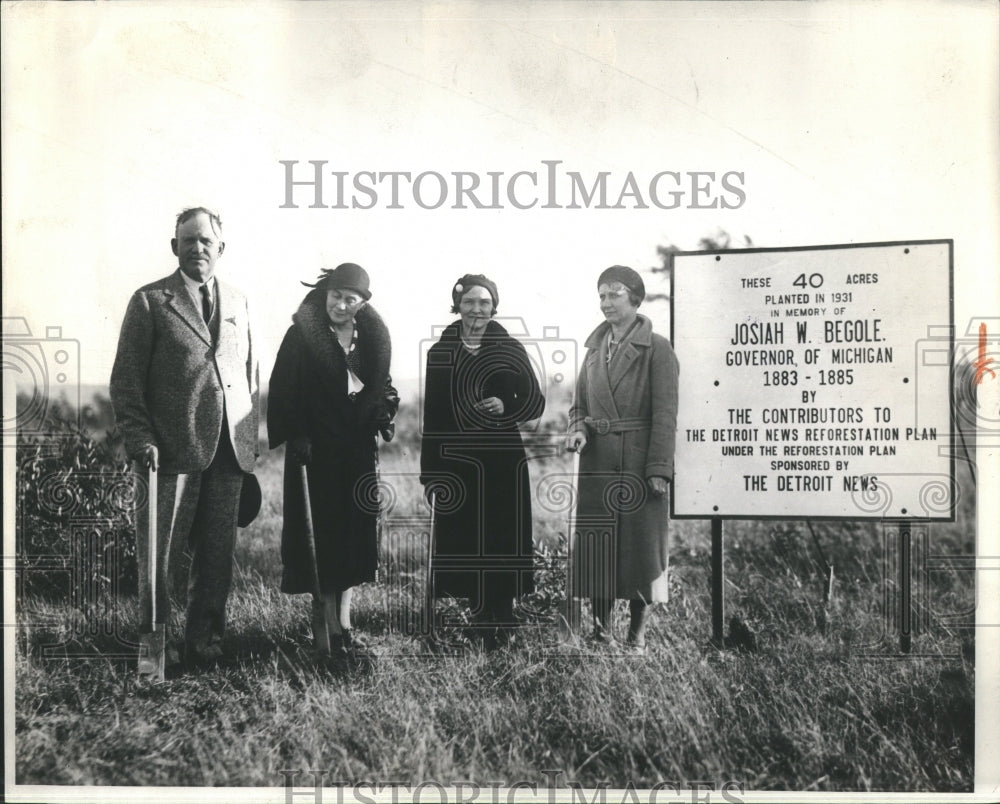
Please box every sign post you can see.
[899,520,912,653]
[711,518,724,647]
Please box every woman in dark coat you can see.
[420,274,545,644]
[566,265,679,654]
[268,263,398,659]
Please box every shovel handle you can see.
[300,464,334,655]
[147,445,159,627]
[139,445,165,681]
[425,491,436,624]
[560,452,582,639]
[299,464,323,600]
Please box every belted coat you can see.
[568,314,679,602]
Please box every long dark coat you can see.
[568,314,679,602]
[267,291,398,594]
[419,319,545,608]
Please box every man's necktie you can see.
[200,284,212,324]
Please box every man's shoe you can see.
[186,643,224,668]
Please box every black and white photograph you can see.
[3,1,998,802]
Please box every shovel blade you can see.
[138,629,166,681]
[558,597,583,645]
[311,600,332,656]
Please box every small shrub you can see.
[17,413,137,602]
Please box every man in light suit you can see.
[111,207,259,666]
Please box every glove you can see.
[289,436,312,465]
[375,376,399,442]
[647,476,669,496]
[374,404,395,442]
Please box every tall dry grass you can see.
[14,415,976,792]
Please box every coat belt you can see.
[583,416,650,435]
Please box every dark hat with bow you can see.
[301,262,372,300]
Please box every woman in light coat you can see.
[566,265,679,653]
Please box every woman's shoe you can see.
[323,634,353,673]
[589,626,619,650]
[340,629,376,672]
[623,640,648,656]
[495,625,517,649]
[473,625,499,652]
[341,628,369,653]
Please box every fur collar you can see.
[292,289,392,397]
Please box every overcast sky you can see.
[3,0,997,393]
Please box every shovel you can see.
[424,491,437,635]
[138,446,165,681]
[300,464,332,655]
[559,450,582,643]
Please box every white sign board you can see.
[671,241,954,520]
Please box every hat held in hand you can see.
[238,472,262,527]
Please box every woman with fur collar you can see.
[420,274,545,648]
[268,263,399,664]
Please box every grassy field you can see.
[14,401,976,793]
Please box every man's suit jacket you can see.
[110,269,259,474]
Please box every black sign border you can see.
[667,238,956,522]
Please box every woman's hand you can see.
[647,476,669,496]
[373,403,395,442]
[566,432,587,453]
[475,396,504,416]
